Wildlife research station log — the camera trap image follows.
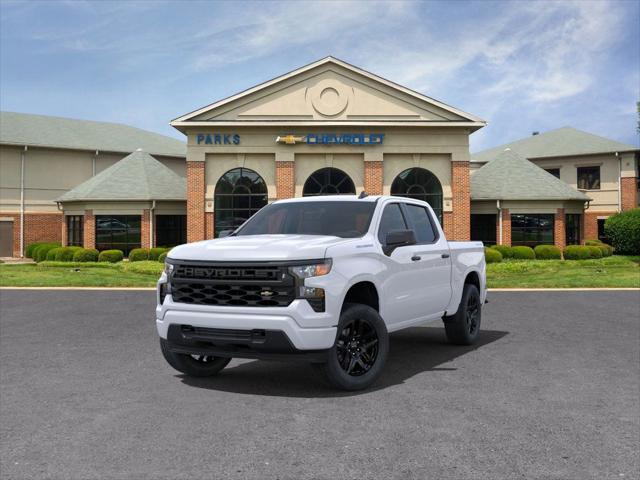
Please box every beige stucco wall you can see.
[62,200,186,216]
[188,126,470,214]
[0,145,185,214]
[530,153,625,212]
[471,199,585,215]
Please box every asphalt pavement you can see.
[0,289,638,480]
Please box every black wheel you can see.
[316,303,389,391]
[443,283,481,345]
[160,338,231,377]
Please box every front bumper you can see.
[156,295,338,352]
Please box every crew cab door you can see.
[400,202,452,315]
[377,202,434,326]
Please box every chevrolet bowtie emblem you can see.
[276,135,306,145]
[260,290,275,297]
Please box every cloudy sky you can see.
[1,0,638,151]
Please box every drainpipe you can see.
[19,146,27,257]
[150,200,156,248]
[497,199,502,245]
[615,151,621,212]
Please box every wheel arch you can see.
[341,280,380,313]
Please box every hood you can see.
[168,235,349,262]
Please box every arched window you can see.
[391,168,443,222]
[214,167,267,237]
[303,167,356,196]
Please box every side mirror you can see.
[384,229,416,256]
[218,230,234,238]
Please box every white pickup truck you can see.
[157,195,486,390]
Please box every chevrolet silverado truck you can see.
[157,195,486,390]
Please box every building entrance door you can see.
[0,221,14,257]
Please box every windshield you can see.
[235,201,376,238]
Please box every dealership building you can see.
[0,57,638,257]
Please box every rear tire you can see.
[443,283,481,345]
[317,303,389,391]
[160,338,231,377]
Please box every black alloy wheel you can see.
[465,293,480,335]
[336,318,379,376]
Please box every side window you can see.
[404,204,437,243]
[377,204,407,244]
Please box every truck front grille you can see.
[169,263,296,307]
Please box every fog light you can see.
[300,286,324,298]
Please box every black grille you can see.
[170,263,295,307]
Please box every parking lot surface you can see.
[1,289,638,480]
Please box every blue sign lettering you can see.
[196,133,241,145]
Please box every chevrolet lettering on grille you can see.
[176,266,278,280]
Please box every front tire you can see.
[317,303,389,391]
[160,338,231,377]
[443,283,482,345]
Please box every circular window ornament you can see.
[308,80,351,117]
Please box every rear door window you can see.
[404,204,437,244]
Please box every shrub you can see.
[148,247,168,261]
[46,247,63,261]
[122,260,165,276]
[26,241,59,258]
[491,244,513,258]
[72,248,99,262]
[584,239,603,246]
[586,245,603,259]
[563,245,591,260]
[54,246,83,262]
[128,248,150,262]
[604,209,640,255]
[34,243,60,262]
[158,252,168,263]
[510,246,536,260]
[533,244,561,260]
[98,249,124,263]
[484,247,502,263]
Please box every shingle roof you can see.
[57,149,185,202]
[472,127,638,163]
[0,111,186,157]
[471,148,590,201]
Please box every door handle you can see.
[441,253,450,259]
[411,255,421,261]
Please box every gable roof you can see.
[1,111,186,157]
[471,148,590,201]
[472,127,638,163]
[171,56,485,128]
[57,149,185,202]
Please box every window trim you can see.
[399,201,440,245]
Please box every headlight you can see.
[164,262,174,277]
[289,260,332,279]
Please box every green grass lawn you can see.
[487,256,640,288]
[0,257,638,289]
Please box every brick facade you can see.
[205,212,214,239]
[583,210,616,242]
[451,161,470,240]
[500,208,511,246]
[84,210,95,249]
[61,215,68,247]
[141,209,151,248]
[186,162,206,243]
[554,208,566,251]
[442,212,454,239]
[364,161,383,195]
[276,161,295,199]
[0,212,64,257]
[621,177,638,211]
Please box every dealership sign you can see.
[196,133,240,145]
[276,133,384,145]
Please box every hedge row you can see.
[128,247,171,262]
[26,241,60,259]
[99,250,124,263]
[604,209,640,255]
[484,241,614,262]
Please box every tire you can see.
[160,338,231,377]
[316,303,389,391]
[443,283,482,345]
